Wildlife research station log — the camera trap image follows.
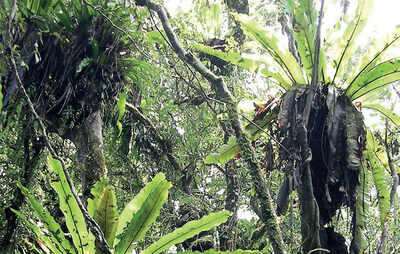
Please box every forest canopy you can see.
[1,0,400,254]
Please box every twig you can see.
[123,100,182,173]
[240,113,290,154]
[9,51,112,254]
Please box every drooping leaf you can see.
[346,58,400,100]
[353,156,369,252]
[365,130,391,226]
[16,183,76,254]
[363,104,400,129]
[11,209,64,254]
[194,43,291,90]
[142,211,231,254]
[48,155,95,254]
[332,0,373,85]
[292,0,317,80]
[117,92,127,136]
[76,57,92,74]
[114,173,171,254]
[204,136,239,165]
[234,13,305,85]
[346,35,400,92]
[87,179,119,248]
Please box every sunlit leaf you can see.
[234,13,305,85]
[346,58,400,100]
[143,211,231,254]
[332,0,373,85]
[363,104,400,129]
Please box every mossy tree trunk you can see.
[70,109,106,204]
[139,1,288,253]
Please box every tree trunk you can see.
[220,164,239,251]
[70,109,106,204]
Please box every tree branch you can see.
[137,1,287,253]
[124,101,182,174]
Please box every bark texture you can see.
[70,109,106,203]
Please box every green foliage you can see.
[204,136,239,165]
[87,179,118,248]
[205,104,278,165]
[365,130,391,226]
[178,251,261,254]
[346,58,400,100]
[16,182,76,253]
[198,2,223,38]
[233,13,305,85]
[363,104,400,129]
[345,35,400,93]
[114,173,171,254]
[10,209,65,254]
[47,156,95,254]
[14,168,231,254]
[143,211,231,254]
[0,81,3,112]
[194,43,291,90]
[117,92,127,136]
[292,0,319,80]
[354,156,370,252]
[332,0,373,84]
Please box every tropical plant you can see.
[196,0,400,253]
[12,156,232,254]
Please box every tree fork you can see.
[139,1,287,253]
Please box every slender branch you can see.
[137,1,287,253]
[240,113,290,154]
[9,51,112,254]
[123,101,182,173]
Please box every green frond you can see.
[204,136,239,165]
[346,35,400,91]
[142,211,231,254]
[205,106,278,165]
[365,130,391,227]
[11,209,65,254]
[88,180,119,249]
[332,0,373,85]
[16,183,76,254]
[363,104,400,129]
[346,58,400,100]
[48,155,95,254]
[234,13,305,85]
[114,173,171,254]
[292,0,318,81]
[354,158,369,252]
[194,43,291,90]
[117,92,127,136]
[177,250,262,254]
